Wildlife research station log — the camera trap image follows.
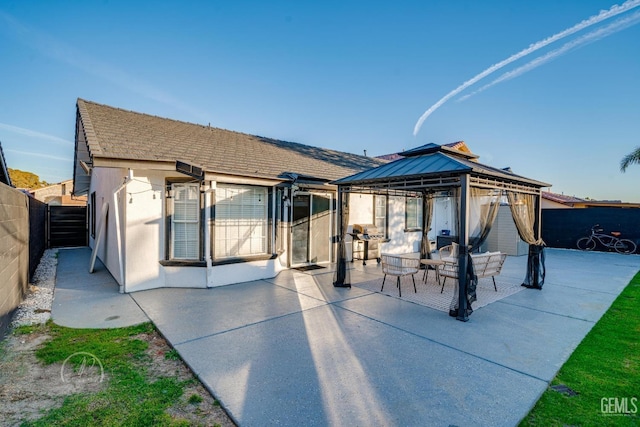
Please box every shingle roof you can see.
[76,99,386,182]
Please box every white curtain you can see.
[449,186,501,317]
[506,191,546,289]
[506,192,544,245]
[420,193,434,260]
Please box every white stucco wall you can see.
[346,193,455,258]
[431,196,456,243]
[123,170,167,292]
[88,167,128,287]
[89,167,456,292]
[347,194,423,257]
[541,199,572,209]
[90,168,288,292]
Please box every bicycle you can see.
[576,224,637,254]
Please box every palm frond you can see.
[620,146,640,172]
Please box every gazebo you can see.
[331,143,550,321]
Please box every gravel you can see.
[10,249,58,327]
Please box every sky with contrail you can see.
[458,10,640,102]
[413,0,640,136]
[1,2,639,201]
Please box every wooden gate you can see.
[48,206,88,248]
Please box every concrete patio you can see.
[52,248,640,426]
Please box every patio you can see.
[123,248,640,426]
[331,143,550,321]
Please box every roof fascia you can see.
[207,173,284,187]
[93,157,177,170]
[91,159,286,187]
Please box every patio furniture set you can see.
[381,244,508,297]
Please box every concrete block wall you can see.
[0,182,29,337]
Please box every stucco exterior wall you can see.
[88,167,128,287]
[541,199,572,209]
[123,170,166,292]
[347,193,454,258]
[110,170,286,292]
[89,167,456,292]
[30,179,73,203]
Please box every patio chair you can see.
[439,251,507,293]
[381,254,420,297]
[438,243,458,262]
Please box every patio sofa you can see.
[439,249,507,292]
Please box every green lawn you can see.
[14,322,215,427]
[520,272,640,426]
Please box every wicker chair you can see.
[381,254,420,297]
[439,251,507,293]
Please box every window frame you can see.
[213,183,271,260]
[373,195,388,238]
[166,180,203,261]
[405,196,423,232]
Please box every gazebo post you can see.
[333,186,350,287]
[535,189,543,242]
[457,174,470,321]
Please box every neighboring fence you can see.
[29,198,47,279]
[48,205,87,248]
[0,183,30,338]
[542,207,640,253]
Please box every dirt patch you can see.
[0,331,106,426]
[0,328,236,427]
[138,332,236,426]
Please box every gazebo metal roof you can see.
[332,143,550,194]
[331,143,550,322]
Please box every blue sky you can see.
[1,0,639,201]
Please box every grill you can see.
[349,224,387,265]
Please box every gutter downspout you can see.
[113,169,133,293]
[205,185,214,287]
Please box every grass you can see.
[165,348,180,361]
[15,321,193,427]
[188,394,204,405]
[520,272,640,426]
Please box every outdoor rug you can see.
[293,265,327,272]
[353,273,525,313]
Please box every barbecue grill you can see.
[349,224,387,265]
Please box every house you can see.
[30,179,87,206]
[72,99,388,292]
[542,191,640,209]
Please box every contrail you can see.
[0,11,211,123]
[0,122,72,145]
[458,10,640,101]
[5,149,72,162]
[413,0,640,136]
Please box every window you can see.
[374,195,388,238]
[171,183,200,259]
[405,197,423,231]
[215,184,268,258]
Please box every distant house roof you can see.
[0,141,12,187]
[542,191,640,208]
[336,142,549,189]
[375,141,475,162]
[74,99,386,192]
[542,192,587,205]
